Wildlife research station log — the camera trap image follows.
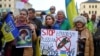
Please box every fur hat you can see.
[73,16,87,24]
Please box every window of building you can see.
[92,5,94,8]
[95,11,97,14]
[83,5,85,8]
[92,11,94,14]
[9,0,10,1]
[89,11,91,14]
[0,4,2,8]
[4,4,6,7]
[9,4,11,7]
[83,11,85,13]
[89,5,91,8]
[4,0,6,1]
[0,0,2,1]
[95,5,97,8]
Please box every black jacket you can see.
[30,18,42,36]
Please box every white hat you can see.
[73,16,87,24]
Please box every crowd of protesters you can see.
[0,6,100,56]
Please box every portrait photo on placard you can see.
[16,26,32,48]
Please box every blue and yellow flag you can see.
[65,0,78,28]
[1,13,19,42]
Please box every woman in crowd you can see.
[55,10,70,30]
[15,9,37,56]
[41,14,59,56]
[42,14,59,29]
[72,16,94,56]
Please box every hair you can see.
[45,14,55,25]
[20,9,28,15]
[57,10,66,18]
[40,11,46,18]
[9,11,13,15]
[41,11,46,15]
[82,13,89,19]
[20,29,28,36]
[50,6,56,10]
[28,8,35,13]
[91,14,96,21]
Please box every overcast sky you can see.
[28,0,99,12]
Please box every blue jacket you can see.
[42,25,59,29]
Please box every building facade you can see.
[0,0,32,15]
[79,0,100,18]
[24,2,32,9]
[15,0,32,15]
[0,0,15,13]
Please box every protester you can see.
[41,14,59,56]
[28,8,42,36]
[55,10,70,30]
[82,13,94,33]
[93,26,100,56]
[15,9,37,56]
[91,14,97,34]
[49,6,56,18]
[36,11,46,23]
[1,10,15,56]
[93,16,100,56]
[0,14,4,56]
[28,8,42,56]
[15,9,28,56]
[72,16,94,56]
[97,16,100,27]
[42,14,59,29]
[40,11,47,25]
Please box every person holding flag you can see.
[1,11,19,56]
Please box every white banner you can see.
[16,1,24,9]
[41,29,78,56]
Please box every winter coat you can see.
[72,27,94,56]
[86,20,94,33]
[55,18,71,30]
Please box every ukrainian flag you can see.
[1,13,19,43]
[60,50,68,56]
[65,0,78,28]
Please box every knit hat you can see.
[73,16,87,24]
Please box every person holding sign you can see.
[41,14,59,56]
[15,9,37,56]
[72,16,94,56]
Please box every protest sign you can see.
[16,1,24,9]
[41,29,78,56]
[16,26,32,48]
